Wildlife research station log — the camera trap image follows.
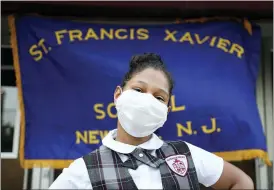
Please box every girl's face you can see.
[114,68,170,106]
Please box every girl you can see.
[50,53,254,190]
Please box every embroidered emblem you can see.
[165,155,188,176]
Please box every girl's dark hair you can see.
[121,53,174,95]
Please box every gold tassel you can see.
[243,18,252,35]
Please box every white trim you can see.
[256,58,266,130]
[265,46,274,190]
[255,159,268,189]
[255,37,273,189]
[263,39,273,190]
[31,168,42,189]
[1,110,21,159]
[255,52,268,189]
[23,169,29,190]
[1,44,11,49]
[1,65,14,70]
[31,167,54,189]
[41,168,54,189]
[1,152,18,159]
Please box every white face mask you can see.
[115,89,168,138]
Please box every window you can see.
[1,46,20,158]
[1,87,20,158]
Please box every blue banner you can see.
[9,15,270,168]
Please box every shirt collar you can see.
[102,129,164,154]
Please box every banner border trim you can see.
[20,149,271,169]
[8,15,27,168]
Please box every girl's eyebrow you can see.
[136,80,169,96]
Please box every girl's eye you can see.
[133,88,142,93]
[156,96,165,102]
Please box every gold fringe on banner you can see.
[20,149,271,169]
[9,15,270,169]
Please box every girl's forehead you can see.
[132,68,167,81]
[129,68,169,92]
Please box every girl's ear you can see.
[168,106,171,114]
[114,86,122,103]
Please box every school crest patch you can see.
[165,155,188,176]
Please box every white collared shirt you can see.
[49,129,223,189]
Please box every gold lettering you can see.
[194,34,210,44]
[179,32,194,45]
[69,29,83,42]
[84,28,99,40]
[217,38,231,52]
[201,118,217,134]
[55,30,67,45]
[100,28,114,40]
[89,130,99,144]
[107,103,117,118]
[229,44,244,58]
[75,131,88,144]
[38,39,48,54]
[209,36,217,47]
[177,122,192,136]
[137,28,149,40]
[164,30,177,42]
[115,29,128,40]
[94,104,106,119]
[170,95,185,112]
[29,45,43,61]
[130,28,135,40]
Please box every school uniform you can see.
[49,129,223,190]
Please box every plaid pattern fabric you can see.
[83,140,200,190]
[83,145,138,190]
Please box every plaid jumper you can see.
[83,140,200,190]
